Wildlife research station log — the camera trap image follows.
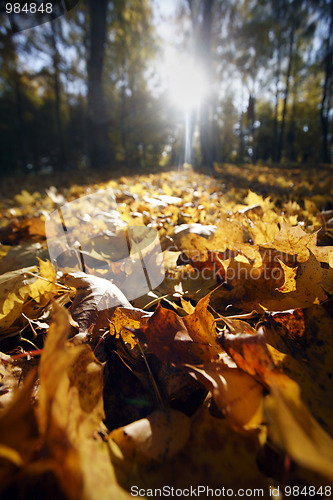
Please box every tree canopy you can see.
[0,0,332,176]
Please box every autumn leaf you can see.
[264,304,333,435]
[61,272,132,334]
[110,409,191,464]
[0,167,332,498]
[139,302,207,365]
[37,303,131,500]
[182,292,221,359]
[220,325,300,398]
[187,361,264,430]
[269,220,317,262]
[135,403,268,491]
[139,296,221,366]
[265,384,333,482]
[0,259,62,337]
[109,306,151,349]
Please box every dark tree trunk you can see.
[51,22,67,170]
[13,77,28,172]
[287,84,297,162]
[120,69,129,168]
[273,41,282,162]
[187,0,215,169]
[198,0,215,168]
[320,0,333,163]
[87,0,110,169]
[238,110,245,163]
[247,94,256,164]
[277,22,295,162]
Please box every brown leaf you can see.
[265,384,333,482]
[264,304,333,435]
[141,302,204,365]
[177,249,225,281]
[38,303,131,500]
[141,300,219,366]
[220,325,300,398]
[0,370,40,494]
[61,272,132,333]
[187,362,263,430]
[110,409,191,463]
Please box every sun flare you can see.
[167,54,208,113]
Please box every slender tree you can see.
[87,0,110,169]
[319,0,333,163]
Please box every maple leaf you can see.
[139,294,221,366]
[269,221,317,262]
[0,167,333,497]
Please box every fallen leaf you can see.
[265,384,333,482]
[140,300,219,366]
[187,362,264,430]
[110,409,191,463]
[61,272,131,333]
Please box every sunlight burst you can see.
[167,55,208,113]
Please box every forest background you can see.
[0,0,332,178]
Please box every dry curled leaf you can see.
[110,409,191,463]
[187,362,263,430]
[61,272,131,333]
[265,384,333,482]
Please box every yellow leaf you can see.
[110,307,149,349]
[265,384,333,482]
[29,259,57,304]
[38,303,131,500]
[110,409,191,463]
[182,293,221,359]
[270,221,317,262]
[187,362,264,430]
[0,267,36,332]
[14,190,37,206]
[276,259,297,293]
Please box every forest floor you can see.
[0,163,332,500]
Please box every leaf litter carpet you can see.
[0,164,332,499]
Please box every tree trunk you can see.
[238,112,245,163]
[247,94,256,164]
[120,65,129,167]
[87,0,110,169]
[320,0,333,163]
[198,0,215,168]
[277,21,295,162]
[287,92,296,162]
[51,22,67,170]
[273,39,282,162]
[187,0,215,169]
[13,76,28,172]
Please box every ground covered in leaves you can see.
[0,163,332,499]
